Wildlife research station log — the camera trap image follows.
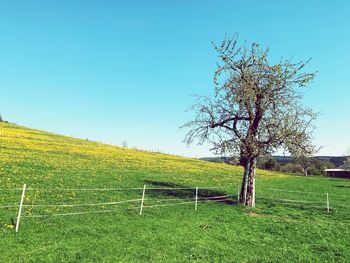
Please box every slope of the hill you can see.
[0,122,288,190]
[0,122,349,262]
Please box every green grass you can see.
[0,122,349,262]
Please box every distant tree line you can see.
[256,155,335,176]
[200,155,340,176]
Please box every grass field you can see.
[0,122,349,262]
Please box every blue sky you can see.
[1,1,349,157]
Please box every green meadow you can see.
[0,122,349,262]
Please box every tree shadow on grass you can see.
[143,180,237,205]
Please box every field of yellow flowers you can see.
[0,122,349,262]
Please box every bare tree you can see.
[291,145,320,176]
[182,34,317,207]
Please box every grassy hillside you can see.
[0,122,349,262]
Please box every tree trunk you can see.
[304,168,308,176]
[239,157,256,207]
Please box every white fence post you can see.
[16,184,26,233]
[139,185,146,215]
[195,187,198,211]
[237,184,240,203]
[326,193,329,213]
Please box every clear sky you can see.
[1,1,349,157]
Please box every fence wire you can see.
[1,184,349,230]
[22,196,232,218]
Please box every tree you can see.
[290,145,320,176]
[121,140,128,148]
[182,35,317,207]
[309,159,335,176]
[257,155,278,171]
[343,150,350,170]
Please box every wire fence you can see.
[255,188,350,211]
[0,184,349,232]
